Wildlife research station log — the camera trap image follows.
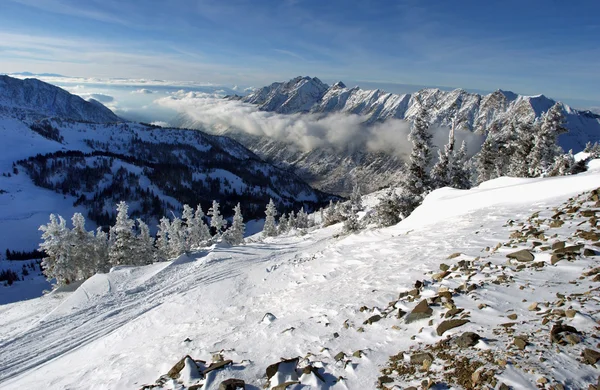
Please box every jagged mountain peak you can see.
[0,75,120,123]
[332,81,346,89]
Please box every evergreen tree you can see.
[108,201,137,266]
[208,200,226,237]
[475,136,497,184]
[94,228,110,273]
[373,189,403,227]
[343,206,361,233]
[288,210,297,229]
[350,184,363,212]
[167,217,187,257]
[155,217,171,261]
[263,198,278,237]
[449,140,471,189]
[529,103,567,176]
[70,213,95,279]
[185,204,211,248]
[296,207,309,229]
[278,213,289,234]
[39,214,73,286]
[224,203,245,245]
[135,219,155,265]
[402,107,434,215]
[508,121,535,177]
[431,128,454,189]
[323,200,343,226]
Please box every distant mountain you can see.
[216,76,600,195]
[0,75,120,123]
[0,76,335,252]
[237,76,600,152]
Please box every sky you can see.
[1,0,599,107]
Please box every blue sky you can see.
[1,0,599,106]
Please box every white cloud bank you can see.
[156,91,482,159]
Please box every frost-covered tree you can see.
[94,228,110,273]
[529,103,567,176]
[224,203,245,245]
[343,206,361,233]
[108,201,137,266]
[295,208,309,229]
[155,217,171,261]
[263,198,278,237]
[323,200,343,227]
[208,200,227,237]
[70,213,95,279]
[373,189,403,227]
[431,129,454,189]
[278,213,289,234]
[350,183,363,212]
[475,136,497,184]
[508,121,535,177]
[135,219,155,265]
[547,150,575,177]
[39,214,73,286]
[168,217,188,257]
[288,210,297,229]
[449,140,471,189]
[187,204,211,248]
[403,107,434,212]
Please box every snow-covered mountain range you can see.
[0,76,334,253]
[218,77,600,195]
[0,75,120,123]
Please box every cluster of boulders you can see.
[372,188,600,389]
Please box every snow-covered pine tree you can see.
[296,207,309,229]
[494,121,517,178]
[70,213,95,279]
[373,189,402,227]
[39,214,73,286]
[547,150,575,177]
[343,206,361,233]
[475,135,497,184]
[224,203,245,245]
[529,103,567,176]
[208,200,227,238]
[94,227,110,273]
[323,200,343,226]
[350,183,363,212]
[263,198,278,237]
[181,204,195,247]
[108,201,137,266]
[401,107,434,215]
[135,219,155,265]
[508,120,535,177]
[288,210,297,229]
[278,213,289,234]
[431,127,454,189]
[168,217,188,257]
[155,217,171,261]
[191,204,212,247]
[449,140,471,189]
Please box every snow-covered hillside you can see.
[1,162,599,389]
[0,76,335,254]
[0,75,120,123]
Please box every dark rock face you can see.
[436,319,470,336]
[454,332,481,348]
[219,378,245,390]
[506,249,534,262]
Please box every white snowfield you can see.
[1,164,600,389]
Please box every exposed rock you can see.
[454,332,481,348]
[447,253,461,259]
[506,249,534,262]
[584,248,598,257]
[528,302,539,311]
[272,381,300,390]
[219,378,245,390]
[167,355,194,379]
[266,358,299,388]
[583,348,600,365]
[405,300,433,324]
[552,241,566,250]
[436,319,470,336]
[410,352,434,365]
[301,365,325,382]
[432,271,450,281]
[440,263,450,271]
[507,313,518,320]
[565,309,577,318]
[550,324,580,344]
[333,352,346,362]
[364,315,382,325]
[513,336,528,350]
[397,309,407,319]
[554,244,584,255]
[203,360,233,375]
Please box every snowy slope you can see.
[0,75,120,123]
[1,163,600,389]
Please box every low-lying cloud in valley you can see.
[156,91,483,159]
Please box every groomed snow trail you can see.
[1,167,600,389]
